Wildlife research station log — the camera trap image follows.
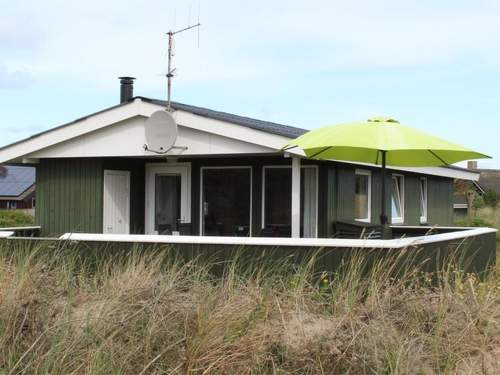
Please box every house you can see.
[454,161,500,218]
[0,166,36,212]
[0,78,480,237]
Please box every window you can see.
[201,167,252,236]
[354,170,371,222]
[263,167,292,228]
[261,166,318,238]
[419,177,428,223]
[391,175,404,223]
[7,201,17,209]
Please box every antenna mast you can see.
[166,22,201,110]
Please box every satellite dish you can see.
[144,110,178,153]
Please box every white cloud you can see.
[0,65,32,89]
[3,0,500,91]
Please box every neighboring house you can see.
[454,161,499,217]
[0,78,479,237]
[0,166,36,210]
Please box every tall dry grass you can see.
[0,240,498,374]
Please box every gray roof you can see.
[0,166,35,197]
[143,97,308,138]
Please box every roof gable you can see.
[0,98,294,163]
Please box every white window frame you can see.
[354,169,372,223]
[391,174,405,224]
[261,165,319,237]
[420,177,428,224]
[7,201,17,210]
[199,166,253,236]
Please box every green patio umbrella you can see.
[283,116,490,237]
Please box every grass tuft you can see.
[0,241,498,374]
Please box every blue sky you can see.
[1,0,499,167]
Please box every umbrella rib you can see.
[282,145,299,151]
[309,146,332,158]
[428,150,448,165]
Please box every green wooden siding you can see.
[427,177,454,225]
[37,158,103,237]
[326,164,454,231]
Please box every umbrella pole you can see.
[380,150,392,239]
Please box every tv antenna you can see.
[166,22,201,110]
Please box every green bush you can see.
[472,196,485,209]
[0,210,35,227]
[482,189,500,208]
[454,216,492,228]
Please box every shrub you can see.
[0,210,35,227]
[455,217,492,227]
[472,195,485,209]
[483,189,500,208]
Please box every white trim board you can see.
[59,227,497,249]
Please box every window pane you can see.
[202,168,251,236]
[355,174,369,220]
[391,176,402,219]
[264,168,292,227]
[155,175,181,234]
[420,178,427,220]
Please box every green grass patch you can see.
[0,210,35,227]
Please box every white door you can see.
[145,163,191,234]
[103,170,130,234]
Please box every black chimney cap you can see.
[119,76,136,83]
[118,76,136,103]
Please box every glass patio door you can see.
[201,167,252,236]
[145,164,191,235]
[154,175,181,234]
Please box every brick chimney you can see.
[467,161,478,170]
[118,77,136,103]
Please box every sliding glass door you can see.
[261,166,318,238]
[201,167,252,236]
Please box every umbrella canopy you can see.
[284,117,489,167]
[283,117,490,238]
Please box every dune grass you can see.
[0,240,498,374]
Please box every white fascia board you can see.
[286,148,480,181]
[0,99,144,164]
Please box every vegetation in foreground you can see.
[0,242,498,374]
[0,210,35,228]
